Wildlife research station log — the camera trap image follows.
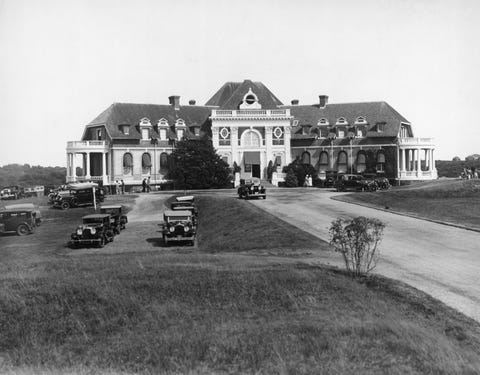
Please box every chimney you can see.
[169,95,180,110]
[291,99,299,105]
[319,95,329,108]
[189,99,196,106]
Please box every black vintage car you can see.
[0,186,24,200]
[336,174,378,192]
[362,174,391,190]
[69,214,115,248]
[237,178,266,199]
[99,205,128,234]
[160,210,196,246]
[54,183,105,209]
[0,208,37,236]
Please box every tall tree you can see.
[168,140,232,189]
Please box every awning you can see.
[244,152,260,164]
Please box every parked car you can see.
[160,210,196,246]
[4,203,41,226]
[69,214,115,248]
[323,172,341,188]
[0,186,24,200]
[0,208,37,236]
[176,195,195,203]
[336,174,378,192]
[99,205,128,234]
[53,183,104,209]
[237,178,266,199]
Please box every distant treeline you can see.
[0,164,66,188]
[436,160,480,178]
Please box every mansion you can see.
[66,80,437,187]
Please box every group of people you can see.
[142,177,151,193]
[114,180,125,195]
[461,167,478,180]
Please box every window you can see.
[142,128,150,140]
[318,118,329,125]
[242,130,261,147]
[376,151,386,172]
[194,127,200,136]
[123,153,133,175]
[219,127,230,146]
[245,95,255,105]
[273,126,284,145]
[142,153,151,175]
[356,152,366,173]
[355,116,367,124]
[96,129,102,140]
[121,125,130,135]
[159,128,167,141]
[337,129,345,138]
[319,151,329,172]
[301,151,311,165]
[160,152,169,171]
[275,155,282,167]
[336,117,347,125]
[177,129,184,140]
[337,151,348,173]
[377,122,385,133]
[400,124,411,138]
[356,127,365,137]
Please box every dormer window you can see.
[355,116,367,124]
[157,118,169,141]
[318,118,329,126]
[139,117,152,140]
[356,127,365,137]
[400,123,412,138]
[377,122,386,133]
[175,119,187,140]
[239,88,261,109]
[336,117,347,125]
[337,128,345,138]
[120,125,130,135]
[96,129,102,140]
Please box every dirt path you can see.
[127,193,171,222]
[250,188,480,323]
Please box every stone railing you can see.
[211,109,291,118]
[66,140,108,150]
[398,137,435,146]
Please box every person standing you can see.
[146,177,151,193]
[115,180,120,195]
[142,178,146,193]
[121,180,125,194]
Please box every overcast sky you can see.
[1,0,479,167]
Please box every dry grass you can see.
[0,194,480,374]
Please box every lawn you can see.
[334,179,480,230]
[0,193,480,374]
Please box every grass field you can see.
[334,179,480,230]
[0,193,480,374]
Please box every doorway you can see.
[252,164,260,178]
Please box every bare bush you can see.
[329,217,385,277]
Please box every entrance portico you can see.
[397,138,437,180]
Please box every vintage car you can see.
[160,210,196,246]
[0,186,24,200]
[4,203,41,226]
[69,214,115,248]
[99,205,128,234]
[237,178,266,199]
[336,174,378,192]
[176,195,195,203]
[0,208,37,236]
[53,183,105,209]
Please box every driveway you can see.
[249,188,480,323]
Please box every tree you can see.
[329,217,385,277]
[168,140,231,189]
[452,156,461,162]
[282,157,317,187]
[266,160,274,181]
[284,169,298,187]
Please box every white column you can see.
[284,126,292,165]
[71,153,76,182]
[401,149,406,172]
[417,148,421,176]
[396,146,400,179]
[85,152,91,179]
[102,152,107,184]
[231,126,239,165]
[265,126,273,166]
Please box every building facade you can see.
[66,80,437,186]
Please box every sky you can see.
[0,0,479,167]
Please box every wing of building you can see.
[66,79,437,187]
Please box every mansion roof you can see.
[82,80,411,142]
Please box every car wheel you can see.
[16,224,30,236]
[61,201,70,210]
[70,198,79,207]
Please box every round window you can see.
[273,127,283,138]
[245,95,256,105]
[220,127,230,139]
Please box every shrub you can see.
[329,217,385,277]
[284,169,298,187]
[282,158,317,187]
